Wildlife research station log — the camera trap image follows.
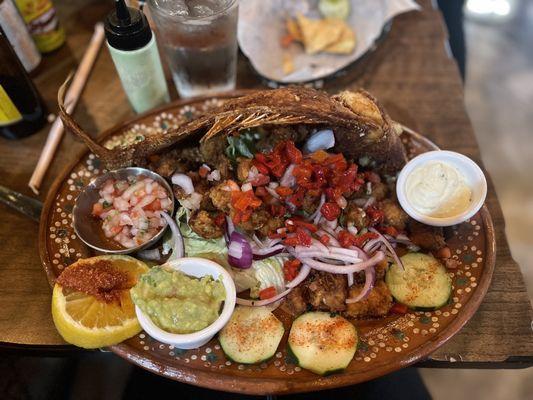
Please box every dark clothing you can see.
[438,0,467,80]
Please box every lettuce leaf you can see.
[234,256,286,298]
[171,207,286,299]
[174,207,227,256]
[225,129,262,161]
[251,256,287,297]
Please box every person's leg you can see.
[437,0,467,80]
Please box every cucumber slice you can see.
[288,312,357,376]
[386,253,452,310]
[219,306,284,364]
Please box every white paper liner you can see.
[238,0,420,83]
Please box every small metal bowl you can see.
[72,167,175,254]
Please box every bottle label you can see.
[14,0,65,53]
[0,84,23,126]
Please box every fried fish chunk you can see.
[345,281,393,319]
[304,271,347,312]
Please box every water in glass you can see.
[149,0,238,98]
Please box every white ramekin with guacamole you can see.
[131,257,236,349]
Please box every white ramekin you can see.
[135,257,236,349]
[396,150,487,227]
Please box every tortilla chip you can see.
[286,18,302,42]
[282,53,295,75]
[296,14,343,55]
[324,21,356,54]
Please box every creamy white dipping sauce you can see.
[405,161,472,218]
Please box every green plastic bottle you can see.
[104,0,169,114]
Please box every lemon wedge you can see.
[319,0,351,20]
[51,255,149,349]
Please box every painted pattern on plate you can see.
[40,97,492,388]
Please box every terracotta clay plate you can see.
[39,93,496,395]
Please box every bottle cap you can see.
[104,0,152,51]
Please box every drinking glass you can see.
[148,0,239,98]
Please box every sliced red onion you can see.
[253,244,285,255]
[285,201,296,213]
[347,222,358,236]
[366,242,384,255]
[310,238,330,253]
[302,129,335,153]
[346,266,376,303]
[316,229,340,247]
[329,246,362,257]
[350,246,369,261]
[296,252,361,264]
[265,186,281,200]
[171,173,194,195]
[280,164,296,187]
[394,233,416,247]
[265,237,283,247]
[207,169,221,182]
[236,288,292,306]
[228,231,253,269]
[252,244,285,260]
[251,234,264,248]
[347,273,354,287]
[310,193,326,225]
[396,233,410,241]
[300,251,385,274]
[224,215,235,244]
[161,212,184,261]
[369,227,404,270]
[286,264,311,288]
[336,196,347,209]
[294,244,360,259]
[363,196,375,210]
[324,218,338,231]
[246,166,259,183]
[363,238,381,253]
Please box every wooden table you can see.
[0,0,531,367]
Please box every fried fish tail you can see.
[57,76,124,167]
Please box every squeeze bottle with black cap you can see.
[105,0,169,113]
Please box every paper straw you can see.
[29,23,105,195]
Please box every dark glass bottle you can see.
[0,25,46,139]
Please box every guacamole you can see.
[131,267,225,334]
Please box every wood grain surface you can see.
[0,0,531,366]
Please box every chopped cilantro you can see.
[225,129,262,161]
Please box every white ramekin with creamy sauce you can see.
[396,151,487,227]
[134,257,236,349]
